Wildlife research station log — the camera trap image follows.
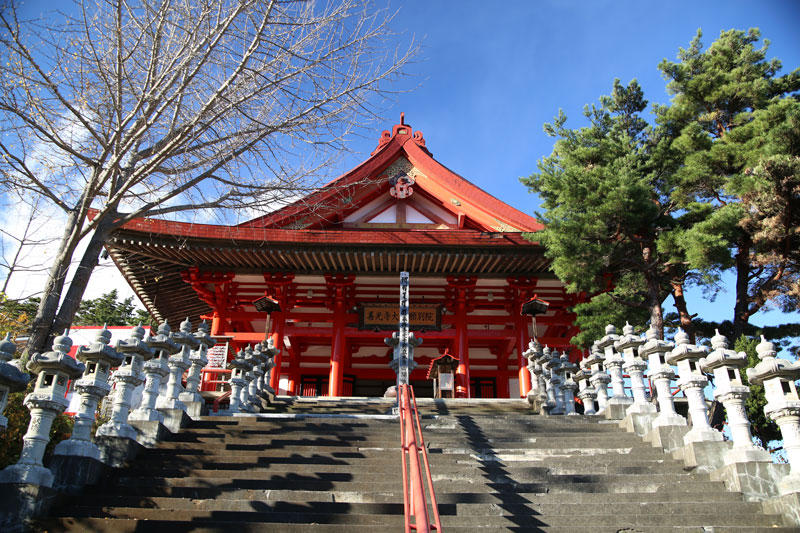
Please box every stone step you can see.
[94,477,729,495]
[47,507,786,528]
[62,488,747,508]
[36,518,799,533]
[121,458,687,477]
[47,498,770,518]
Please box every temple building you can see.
[106,115,581,399]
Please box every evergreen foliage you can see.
[735,335,782,447]
[73,290,152,327]
[521,80,689,344]
[657,28,800,336]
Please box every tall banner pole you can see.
[398,271,410,387]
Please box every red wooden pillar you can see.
[287,344,301,395]
[326,274,354,397]
[515,312,532,398]
[264,273,295,392]
[507,277,538,398]
[447,276,476,398]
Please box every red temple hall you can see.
[107,116,580,399]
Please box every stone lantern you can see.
[542,346,561,414]
[179,320,214,412]
[639,326,686,452]
[54,326,123,459]
[223,350,250,414]
[575,360,597,416]
[0,334,29,431]
[700,330,771,464]
[585,343,610,415]
[248,344,267,411]
[0,332,84,487]
[159,318,199,413]
[239,347,257,412]
[667,328,721,445]
[130,321,178,424]
[615,322,656,435]
[531,341,550,411]
[747,336,800,495]
[96,324,154,441]
[559,350,578,415]
[260,337,279,398]
[598,324,631,419]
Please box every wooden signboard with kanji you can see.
[358,303,441,331]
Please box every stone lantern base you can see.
[674,439,731,473]
[620,402,657,437]
[645,423,688,453]
[604,396,633,420]
[0,463,53,488]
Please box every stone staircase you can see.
[37,397,792,532]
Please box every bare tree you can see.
[0,0,413,354]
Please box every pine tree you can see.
[657,28,800,336]
[522,80,690,344]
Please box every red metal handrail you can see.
[398,384,441,532]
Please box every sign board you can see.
[439,372,454,391]
[207,343,229,368]
[359,303,441,330]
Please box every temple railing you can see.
[398,384,441,533]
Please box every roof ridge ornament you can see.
[372,112,427,154]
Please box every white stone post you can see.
[159,318,199,412]
[639,326,683,428]
[130,321,178,424]
[747,336,800,494]
[586,343,610,415]
[667,329,721,445]
[54,326,123,459]
[180,320,213,404]
[0,334,29,430]
[700,330,771,464]
[541,346,559,414]
[0,333,84,487]
[224,353,249,414]
[575,361,597,415]
[615,322,656,435]
[559,351,578,415]
[598,325,631,420]
[96,325,155,440]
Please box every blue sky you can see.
[8,0,799,339]
[329,0,800,336]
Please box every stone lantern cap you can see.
[559,351,578,374]
[228,353,251,371]
[543,347,561,370]
[614,322,645,352]
[699,330,747,372]
[172,318,201,349]
[147,321,180,355]
[583,343,604,366]
[596,324,620,350]
[666,328,708,365]
[0,334,29,391]
[573,368,587,382]
[638,326,674,358]
[242,345,258,366]
[27,332,85,378]
[194,320,216,348]
[75,325,124,367]
[524,339,542,362]
[260,337,279,358]
[747,336,800,385]
[117,324,156,360]
[535,344,552,365]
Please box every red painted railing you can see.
[398,384,441,532]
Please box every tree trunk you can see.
[733,236,752,339]
[26,211,83,355]
[670,280,695,343]
[51,219,114,340]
